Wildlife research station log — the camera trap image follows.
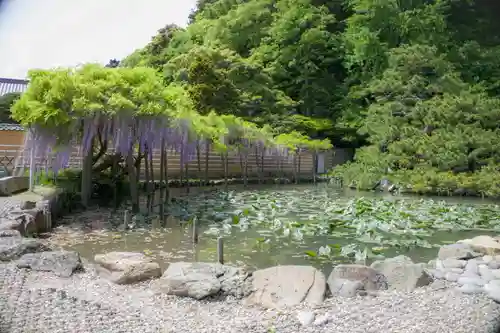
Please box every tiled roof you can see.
[0,78,28,96]
[0,123,24,131]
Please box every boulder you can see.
[0,237,49,261]
[16,251,82,277]
[328,264,388,292]
[437,243,478,260]
[0,218,22,233]
[0,230,21,238]
[245,265,326,308]
[484,280,500,302]
[458,236,500,255]
[328,278,364,297]
[94,252,161,285]
[370,256,433,291]
[157,262,252,300]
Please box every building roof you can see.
[0,123,24,131]
[0,78,29,96]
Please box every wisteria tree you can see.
[12,63,333,215]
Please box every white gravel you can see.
[0,262,498,333]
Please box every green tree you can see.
[0,92,21,123]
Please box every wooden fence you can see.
[2,144,334,179]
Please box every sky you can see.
[0,0,197,78]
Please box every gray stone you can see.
[483,255,494,263]
[0,230,21,237]
[313,314,330,326]
[484,282,500,303]
[445,272,460,282]
[488,260,500,269]
[246,265,326,308]
[94,252,161,285]
[459,236,500,255]
[438,243,477,260]
[427,269,444,279]
[457,276,485,286]
[0,237,49,261]
[328,278,364,297]
[427,259,436,269]
[442,259,466,269]
[456,284,483,294]
[0,218,22,233]
[330,264,388,291]
[16,251,82,277]
[20,201,36,210]
[158,262,252,300]
[478,265,494,283]
[446,268,464,274]
[465,259,479,274]
[371,256,432,291]
[297,311,315,326]
[491,269,500,280]
[435,259,444,270]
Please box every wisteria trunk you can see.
[204,141,210,185]
[243,151,248,188]
[185,161,190,194]
[145,145,151,213]
[312,151,317,184]
[298,152,301,184]
[127,150,139,213]
[81,138,94,208]
[159,139,165,220]
[255,147,261,184]
[293,154,298,184]
[196,143,202,187]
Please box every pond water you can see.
[48,183,500,274]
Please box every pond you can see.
[48,183,500,274]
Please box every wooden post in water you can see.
[192,218,199,243]
[123,210,131,229]
[217,237,224,264]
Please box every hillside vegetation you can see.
[121,0,500,197]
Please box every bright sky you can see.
[0,0,197,78]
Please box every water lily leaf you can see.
[304,250,317,257]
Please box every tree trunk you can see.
[145,145,151,213]
[196,142,202,187]
[204,141,210,186]
[244,151,248,187]
[148,145,155,213]
[180,144,184,186]
[298,152,301,184]
[127,149,139,213]
[159,138,165,220]
[81,138,94,208]
[293,154,298,184]
[312,151,317,184]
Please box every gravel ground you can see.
[0,262,498,333]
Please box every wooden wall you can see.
[9,143,320,179]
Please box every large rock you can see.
[458,236,500,255]
[438,243,478,260]
[0,218,22,233]
[94,252,161,285]
[328,264,388,292]
[245,265,326,308]
[16,251,82,277]
[0,237,49,261]
[157,262,252,300]
[370,256,433,291]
